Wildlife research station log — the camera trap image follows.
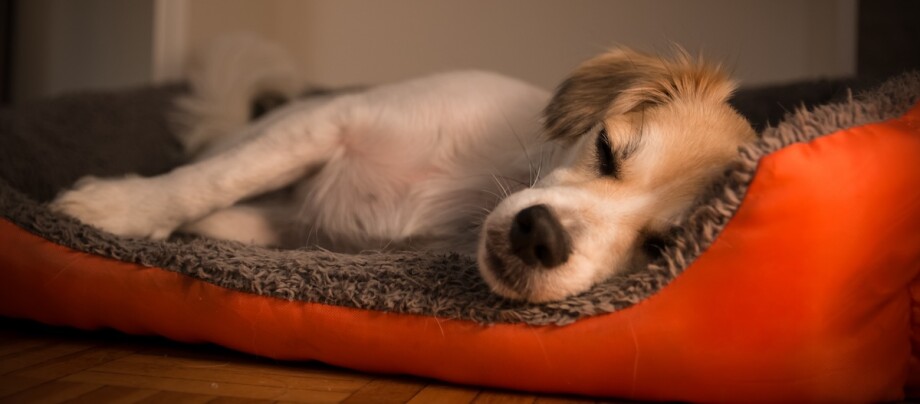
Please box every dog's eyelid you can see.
[595,127,619,178]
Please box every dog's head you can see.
[478,48,756,302]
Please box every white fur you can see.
[53,36,555,255]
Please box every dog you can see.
[51,36,756,302]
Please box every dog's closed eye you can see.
[595,128,620,178]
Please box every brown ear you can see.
[542,49,645,141]
[542,48,735,141]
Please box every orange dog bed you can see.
[1,73,919,402]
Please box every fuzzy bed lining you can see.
[1,72,918,326]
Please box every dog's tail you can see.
[173,34,303,155]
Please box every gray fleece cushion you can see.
[1,72,918,325]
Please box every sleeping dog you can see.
[52,36,755,302]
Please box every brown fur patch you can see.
[543,47,736,141]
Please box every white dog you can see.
[52,36,755,302]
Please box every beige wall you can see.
[185,0,856,90]
[14,0,856,102]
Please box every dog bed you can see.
[1,72,919,402]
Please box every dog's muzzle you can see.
[509,204,570,268]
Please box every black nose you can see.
[509,204,570,268]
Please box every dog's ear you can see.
[543,49,644,141]
[543,47,735,141]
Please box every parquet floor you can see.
[0,317,613,403]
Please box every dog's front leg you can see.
[51,112,340,240]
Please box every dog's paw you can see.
[50,175,181,239]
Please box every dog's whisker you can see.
[380,237,395,251]
[497,176,530,187]
[295,199,322,248]
[490,173,510,198]
[500,112,537,188]
[478,188,505,203]
[531,145,550,187]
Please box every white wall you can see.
[13,0,856,102]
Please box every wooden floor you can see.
[0,317,617,403]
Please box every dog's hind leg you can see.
[179,203,286,247]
